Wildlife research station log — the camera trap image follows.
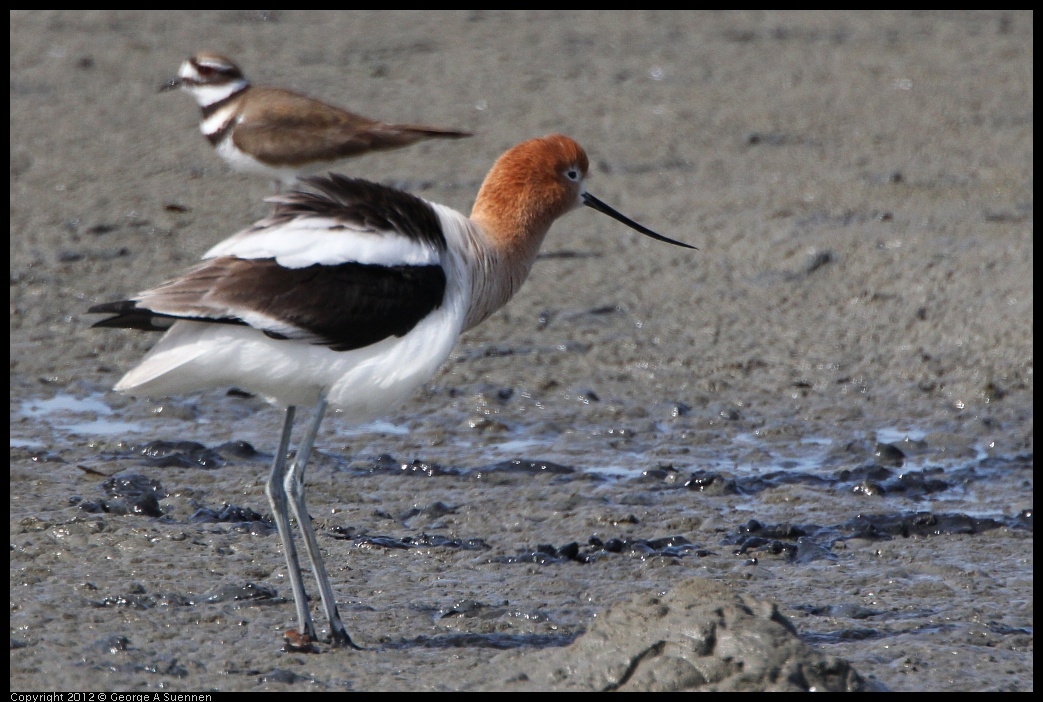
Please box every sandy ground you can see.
[10,11,1032,691]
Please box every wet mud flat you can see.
[10,406,1032,690]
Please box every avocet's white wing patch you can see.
[203,217,442,268]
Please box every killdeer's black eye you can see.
[197,65,216,76]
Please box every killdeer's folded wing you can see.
[232,88,472,168]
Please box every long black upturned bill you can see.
[582,192,696,250]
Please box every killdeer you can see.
[162,52,472,186]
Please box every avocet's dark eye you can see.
[564,167,581,182]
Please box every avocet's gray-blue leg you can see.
[285,397,359,648]
[265,405,317,642]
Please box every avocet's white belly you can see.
[114,291,465,421]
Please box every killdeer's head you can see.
[160,52,250,108]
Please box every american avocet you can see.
[89,134,694,648]
[161,52,472,187]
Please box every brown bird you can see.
[162,51,472,186]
